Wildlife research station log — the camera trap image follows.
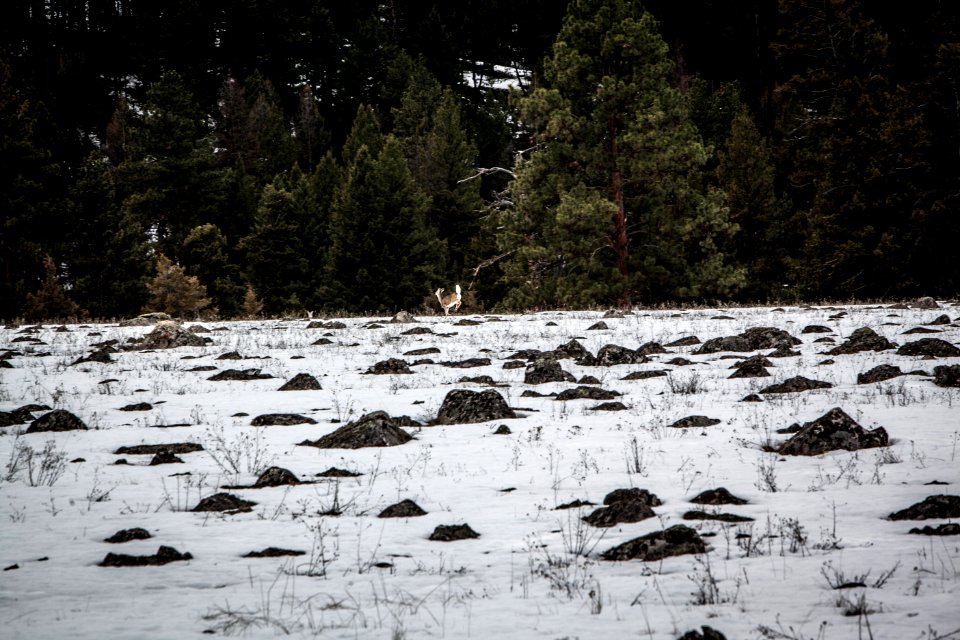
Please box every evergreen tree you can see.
[324,116,443,312]
[499,0,743,308]
[238,178,312,315]
[773,0,936,298]
[23,255,83,321]
[144,254,210,319]
[182,223,244,319]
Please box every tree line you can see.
[2,0,958,320]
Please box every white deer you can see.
[435,284,462,315]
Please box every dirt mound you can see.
[119,402,152,411]
[888,495,960,520]
[433,389,517,424]
[114,443,203,455]
[695,327,800,354]
[682,510,753,522]
[934,365,960,387]
[583,500,655,528]
[366,358,413,374]
[524,358,575,384]
[300,411,413,448]
[689,487,748,505]
[429,524,480,541]
[243,547,305,558]
[316,467,362,478]
[555,386,621,401]
[909,523,960,536]
[378,499,427,518]
[278,373,322,390]
[760,376,832,394]
[897,338,960,358]
[137,321,209,349]
[26,409,88,433]
[253,466,301,487]
[593,344,648,366]
[601,524,706,561]
[779,407,888,456]
[251,413,317,426]
[100,545,193,567]
[678,626,728,640]
[668,415,721,429]
[104,528,152,543]
[857,364,904,384]
[208,368,274,381]
[826,327,896,355]
[191,492,256,513]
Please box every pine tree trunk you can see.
[609,122,630,306]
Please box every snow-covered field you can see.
[1,303,958,640]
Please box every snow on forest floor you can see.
[1,302,958,640]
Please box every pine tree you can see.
[499,0,743,308]
[23,256,83,321]
[144,254,210,318]
[324,113,443,312]
[182,223,244,318]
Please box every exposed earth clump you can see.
[524,358,575,384]
[429,524,480,541]
[433,389,517,424]
[695,327,800,354]
[378,499,428,518]
[826,327,896,355]
[759,376,832,394]
[689,487,748,505]
[191,493,257,513]
[300,411,413,449]
[26,409,88,433]
[934,365,960,387]
[896,338,960,358]
[100,545,193,567]
[778,407,889,456]
[278,373,322,390]
[601,524,707,561]
[888,495,960,520]
[250,413,317,426]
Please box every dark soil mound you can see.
[601,524,706,561]
[678,626,728,640]
[666,336,701,347]
[378,499,428,518]
[136,321,209,349]
[429,524,480,541]
[208,368,274,381]
[802,325,833,334]
[857,364,904,384]
[760,376,832,394]
[934,365,960,388]
[779,407,888,456]
[366,358,413,374]
[695,327,800,354]
[405,347,441,356]
[582,500,656,528]
[897,338,960,358]
[888,495,960,520]
[555,386,620,401]
[433,389,516,424]
[251,413,317,426]
[441,358,491,368]
[603,488,662,506]
[682,510,753,523]
[909,523,960,536]
[100,545,192,567]
[689,488,748,505]
[119,402,153,411]
[26,409,88,433]
[300,411,413,448]
[114,443,203,455]
[278,373,322,390]
[243,547,306,558]
[621,370,668,380]
[316,467,362,478]
[104,528,152,543]
[553,338,593,361]
[729,362,770,378]
[826,327,896,355]
[591,401,628,411]
[254,466,301,487]
[149,451,183,465]
[591,344,647,366]
[668,415,721,429]
[191,492,256,513]
[524,358,576,384]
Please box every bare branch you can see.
[457,167,517,184]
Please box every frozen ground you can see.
[1,303,958,639]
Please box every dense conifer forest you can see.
[2,0,958,319]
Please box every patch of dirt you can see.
[555,386,620,401]
[114,443,203,455]
[826,327,896,355]
[695,327,801,354]
[300,411,413,448]
[682,510,754,522]
[934,365,960,387]
[243,547,306,558]
[99,545,193,567]
[689,487,748,505]
[600,524,706,561]
[378,499,427,518]
[779,407,888,456]
[26,409,88,433]
[524,358,576,384]
[759,376,832,394]
[433,389,517,424]
[429,524,480,541]
[104,528,152,543]
[888,495,960,520]
[278,373,322,390]
[208,369,275,381]
[668,415,721,429]
[250,413,317,426]
[366,358,413,374]
[191,493,257,513]
[897,338,960,358]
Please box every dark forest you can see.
[2,0,958,319]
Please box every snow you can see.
[1,303,958,639]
